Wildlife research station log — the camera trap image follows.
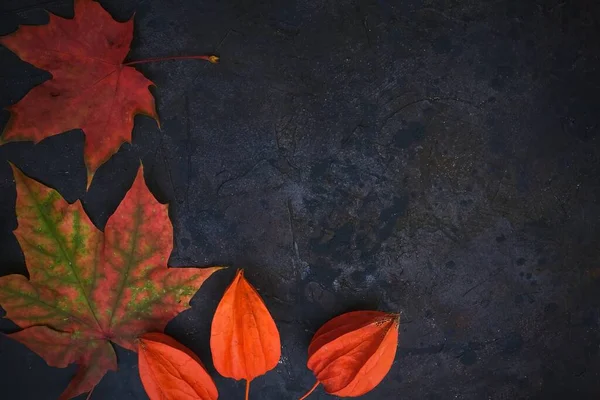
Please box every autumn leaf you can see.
[138,332,218,400]
[0,164,221,400]
[299,311,399,399]
[0,0,217,187]
[210,269,281,400]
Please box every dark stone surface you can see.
[0,0,599,399]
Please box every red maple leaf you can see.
[0,165,221,399]
[0,0,216,187]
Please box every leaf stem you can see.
[245,380,251,400]
[123,55,219,66]
[298,381,320,400]
[85,385,96,400]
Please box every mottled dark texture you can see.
[1,0,599,399]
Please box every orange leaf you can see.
[138,333,218,400]
[210,269,281,398]
[301,311,399,398]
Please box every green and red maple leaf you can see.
[0,0,156,186]
[0,165,220,400]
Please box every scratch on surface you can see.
[337,122,365,154]
[490,169,507,205]
[430,214,462,244]
[462,278,488,297]
[274,116,293,153]
[286,199,300,260]
[414,7,465,24]
[380,90,418,107]
[382,96,480,129]
[214,29,243,52]
[274,126,281,152]
[362,16,371,46]
[215,158,268,196]
[275,114,300,156]
[400,342,446,356]
[462,267,504,297]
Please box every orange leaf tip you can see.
[138,333,218,400]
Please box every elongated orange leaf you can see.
[0,0,216,187]
[0,165,221,400]
[138,332,218,400]
[210,269,281,399]
[300,311,399,399]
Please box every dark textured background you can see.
[1,0,599,399]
